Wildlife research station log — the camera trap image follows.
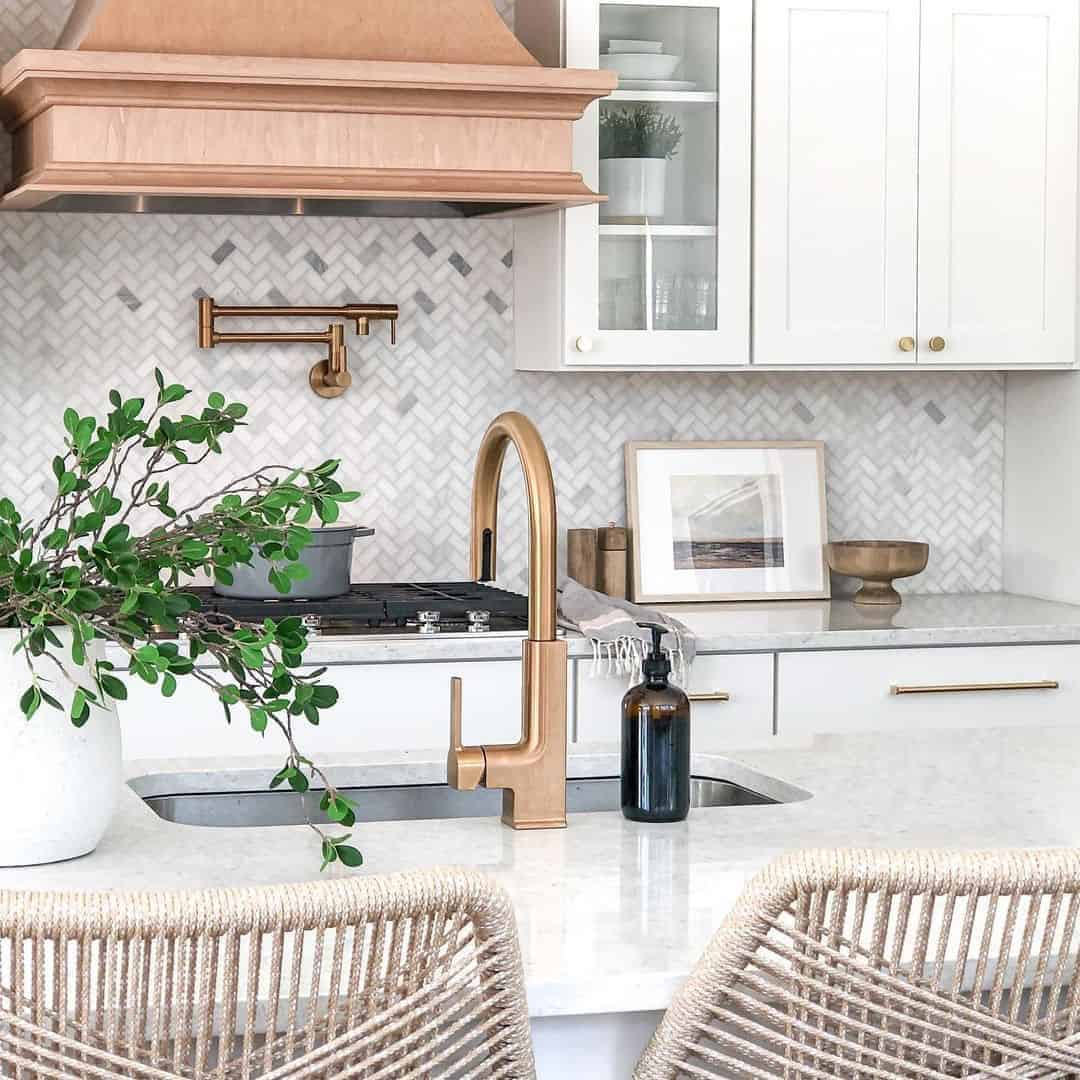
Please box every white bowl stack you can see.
[600,40,691,89]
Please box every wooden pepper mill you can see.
[567,524,629,598]
[597,524,629,599]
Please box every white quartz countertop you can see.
[198,592,1080,667]
[3,725,1080,1018]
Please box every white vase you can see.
[599,157,668,222]
[0,627,122,866]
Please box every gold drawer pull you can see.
[890,680,1059,696]
[689,691,731,703]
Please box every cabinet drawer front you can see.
[575,653,774,752]
[778,645,1078,735]
[120,660,523,760]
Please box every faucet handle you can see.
[447,677,486,791]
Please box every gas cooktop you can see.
[186,582,531,638]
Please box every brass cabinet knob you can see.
[898,336,915,353]
[928,336,947,352]
[575,335,594,354]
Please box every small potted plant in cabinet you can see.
[599,105,683,223]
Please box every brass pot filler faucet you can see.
[447,412,569,830]
[197,297,399,398]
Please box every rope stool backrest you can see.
[635,848,1080,1079]
[0,867,536,1079]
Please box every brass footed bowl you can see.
[825,540,930,606]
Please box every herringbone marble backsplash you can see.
[0,1,1003,596]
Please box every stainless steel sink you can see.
[141,776,776,828]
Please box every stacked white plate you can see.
[600,40,695,91]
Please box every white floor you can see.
[532,1011,661,1078]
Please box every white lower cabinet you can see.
[574,652,774,752]
[778,645,1080,735]
[119,659,524,760]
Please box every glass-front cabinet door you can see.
[563,0,751,367]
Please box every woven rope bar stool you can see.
[635,848,1080,1079]
[0,867,536,1079]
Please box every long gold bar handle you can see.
[890,680,1059,696]
[689,691,732,703]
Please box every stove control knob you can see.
[418,610,442,635]
[467,610,491,633]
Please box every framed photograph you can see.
[625,441,829,603]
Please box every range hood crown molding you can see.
[0,0,616,217]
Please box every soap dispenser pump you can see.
[621,622,691,823]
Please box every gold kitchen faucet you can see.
[447,412,568,830]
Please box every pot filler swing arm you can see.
[197,297,399,399]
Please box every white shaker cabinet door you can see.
[753,0,919,366]
[917,0,1078,367]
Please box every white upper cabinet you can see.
[515,0,1079,371]
[917,0,1078,367]
[515,0,753,371]
[753,0,919,367]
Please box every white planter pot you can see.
[0,628,122,866]
[599,157,668,222]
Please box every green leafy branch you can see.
[2,371,366,870]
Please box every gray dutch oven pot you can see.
[213,525,375,600]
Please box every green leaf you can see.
[240,646,264,669]
[71,688,90,727]
[181,539,210,561]
[336,844,363,868]
[284,562,311,582]
[58,472,77,497]
[73,417,96,452]
[208,391,226,410]
[311,685,339,709]
[100,674,127,701]
[160,384,188,405]
[250,708,268,733]
[71,588,103,612]
[288,770,310,793]
[320,839,337,871]
[44,528,69,550]
[154,367,165,391]
[19,686,41,721]
[314,497,340,525]
[63,408,79,437]
[161,673,177,698]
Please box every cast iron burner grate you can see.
[183,582,530,636]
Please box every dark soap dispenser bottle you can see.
[621,623,691,823]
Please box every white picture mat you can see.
[631,444,827,601]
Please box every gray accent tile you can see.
[397,392,419,416]
[485,289,509,315]
[924,401,947,425]
[305,250,328,275]
[413,232,437,257]
[116,287,142,312]
[502,250,514,269]
[211,240,237,265]
[413,290,437,316]
[792,401,815,424]
[449,253,472,277]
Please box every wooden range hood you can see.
[0,0,616,217]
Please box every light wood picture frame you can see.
[625,440,830,604]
